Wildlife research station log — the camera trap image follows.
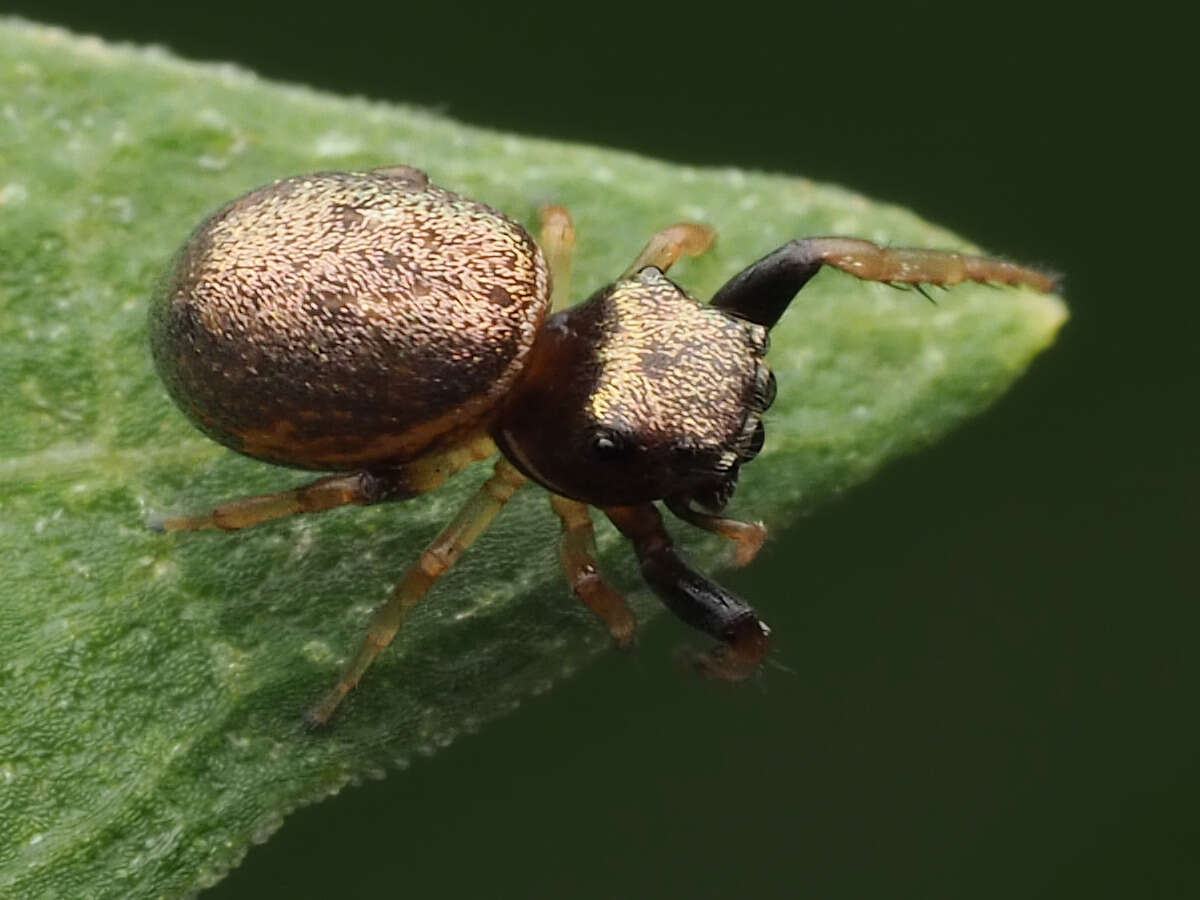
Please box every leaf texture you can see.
[0,19,1067,898]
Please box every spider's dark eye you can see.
[590,430,626,461]
[742,419,766,461]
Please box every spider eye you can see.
[590,430,626,461]
[742,419,766,461]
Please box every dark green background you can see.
[7,2,1194,897]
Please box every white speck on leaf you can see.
[724,168,747,187]
[250,813,283,845]
[0,182,28,206]
[194,107,229,129]
[313,131,362,157]
[301,640,335,665]
[110,195,134,224]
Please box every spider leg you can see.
[913,283,937,305]
[152,436,496,532]
[549,495,637,646]
[305,457,527,728]
[604,504,770,681]
[622,223,716,277]
[711,236,1056,328]
[538,205,576,312]
[665,497,767,567]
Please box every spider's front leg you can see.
[604,504,771,680]
[665,497,767,568]
[711,236,1056,328]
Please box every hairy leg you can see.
[548,494,636,646]
[712,236,1056,328]
[152,436,495,533]
[306,457,527,728]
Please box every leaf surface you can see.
[0,20,1066,897]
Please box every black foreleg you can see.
[605,504,770,680]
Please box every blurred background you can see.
[5,2,1193,896]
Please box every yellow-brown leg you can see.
[305,457,527,728]
[153,472,378,533]
[539,205,576,312]
[711,236,1056,329]
[622,223,716,277]
[153,436,495,533]
[665,498,767,568]
[548,495,636,646]
[804,237,1057,292]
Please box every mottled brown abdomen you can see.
[150,168,549,470]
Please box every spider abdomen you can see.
[149,168,549,471]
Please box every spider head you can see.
[494,267,775,510]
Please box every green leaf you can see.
[0,18,1067,898]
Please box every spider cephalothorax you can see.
[494,265,775,510]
